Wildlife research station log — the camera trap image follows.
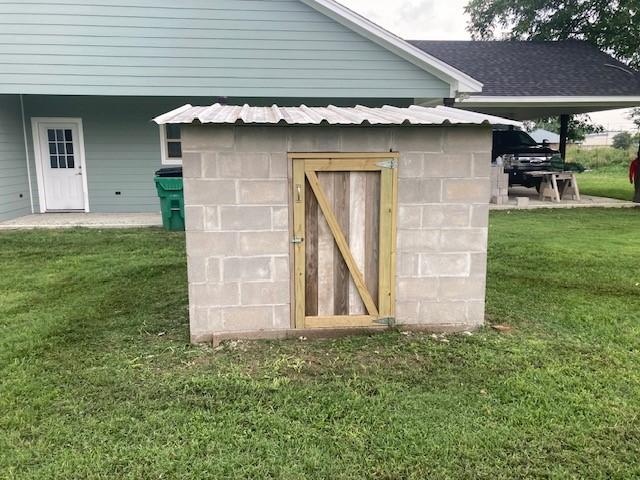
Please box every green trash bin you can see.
[154,167,185,231]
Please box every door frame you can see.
[289,152,398,329]
[31,117,90,213]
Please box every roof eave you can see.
[299,0,483,94]
[459,95,640,108]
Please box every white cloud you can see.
[336,0,471,40]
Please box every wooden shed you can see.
[154,104,519,343]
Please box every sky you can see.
[337,0,638,132]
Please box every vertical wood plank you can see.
[378,168,393,318]
[305,178,319,317]
[348,172,366,315]
[389,165,398,317]
[317,172,335,316]
[332,171,350,315]
[364,171,380,307]
[293,160,306,328]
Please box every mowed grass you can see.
[1,209,640,479]
[578,165,635,201]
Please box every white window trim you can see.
[31,117,90,213]
[159,124,182,165]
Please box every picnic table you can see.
[524,171,581,203]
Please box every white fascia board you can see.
[300,0,483,94]
[459,95,640,107]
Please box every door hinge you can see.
[291,237,304,244]
[374,317,396,327]
[376,159,398,169]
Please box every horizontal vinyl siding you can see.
[0,0,450,98]
[0,95,31,221]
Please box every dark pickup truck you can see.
[492,129,560,189]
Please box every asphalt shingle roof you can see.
[409,40,640,97]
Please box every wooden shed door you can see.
[292,154,398,329]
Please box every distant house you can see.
[581,132,623,149]
[529,129,561,149]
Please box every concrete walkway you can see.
[490,187,637,210]
[0,213,163,230]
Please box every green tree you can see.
[465,0,640,68]
[612,132,633,150]
[527,115,603,142]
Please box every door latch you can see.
[291,237,304,244]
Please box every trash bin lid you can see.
[155,167,183,177]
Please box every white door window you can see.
[35,121,86,211]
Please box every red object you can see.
[630,158,639,184]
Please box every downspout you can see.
[20,94,34,213]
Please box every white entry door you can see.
[35,121,86,211]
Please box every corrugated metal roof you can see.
[153,104,521,127]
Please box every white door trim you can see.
[31,117,90,213]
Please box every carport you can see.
[411,40,640,160]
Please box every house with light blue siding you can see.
[0,0,485,221]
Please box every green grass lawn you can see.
[577,165,635,201]
[1,209,640,479]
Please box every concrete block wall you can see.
[394,127,491,329]
[182,126,291,342]
[182,125,492,342]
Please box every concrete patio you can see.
[0,213,162,230]
[491,187,637,210]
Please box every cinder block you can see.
[273,305,292,329]
[397,229,440,253]
[397,252,420,276]
[269,154,288,179]
[183,125,234,151]
[398,179,442,204]
[223,257,272,282]
[187,256,207,284]
[444,179,490,203]
[516,197,530,208]
[185,206,204,231]
[241,281,290,305]
[396,277,439,301]
[271,207,289,230]
[187,232,239,257]
[288,128,341,152]
[420,253,470,277]
[443,127,492,153]
[394,127,443,152]
[273,256,290,281]
[437,276,486,301]
[239,231,289,256]
[398,153,423,178]
[201,153,218,178]
[340,128,393,151]
[238,180,288,205]
[222,306,274,331]
[439,228,487,253]
[419,301,468,324]
[472,153,491,177]
[204,206,219,231]
[221,206,272,230]
[183,179,236,206]
[423,153,472,178]
[206,257,221,282]
[395,301,420,324]
[218,152,270,179]
[235,127,286,153]
[182,152,202,179]
[470,204,489,228]
[398,205,422,229]
[189,283,240,307]
[189,306,212,336]
[470,253,487,276]
[422,204,469,228]
[467,301,486,325]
